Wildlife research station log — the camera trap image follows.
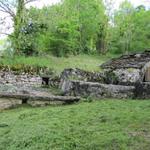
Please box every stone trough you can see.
[0,91,80,110]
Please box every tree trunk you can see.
[13,0,25,55]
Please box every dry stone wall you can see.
[0,71,42,87]
[60,68,105,82]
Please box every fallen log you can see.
[0,92,80,103]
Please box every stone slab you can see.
[61,80,135,99]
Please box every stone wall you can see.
[1,67,150,105]
[0,71,42,87]
[60,68,105,82]
[59,68,143,86]
[60,68,105,88]
[61,80,135,99]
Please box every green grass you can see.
[0,100,150,150]
[0,54,114,74]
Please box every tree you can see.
[131,7,150,51]
[0,0,37,54]
[110,0,135,54]
[63,0,107,54]
[27,0,107,56]
[109,0,150,54]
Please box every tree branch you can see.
[0,32,14,37]
[0,1,15,18]
[25,0,38,5]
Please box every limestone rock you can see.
[113,68,141,84]
[0,71,42,87]
[62,80,135,99]
[0,98,22,110]
[134,82,150,99]
[60,68,105,90]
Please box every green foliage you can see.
[49,20,80,56]
[131,8,150,51]
[14,0,107,56]
[16,21,47,55]
[64,0,107,53]
[0,100,150,150]
[109,1,150,54]
[6,0,150,56]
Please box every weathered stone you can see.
[134,82,150,99]
[28,100,65,107]
[113,68,141,84]
[101,50,150,70]
[62,80,135,99]
[60,68,105,90]
[0,98,22,110]
[0,89,80,109]
[60,68,105,82]
[61,79,73,94]
[100,50,150,85]
[0,71,42,87]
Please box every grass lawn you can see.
[0,54,115,74]
[0,100,150,150]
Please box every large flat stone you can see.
[62,80,135,99]
[0,92,80,101]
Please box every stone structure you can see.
[0,98,22,110]
[0,66,53,109]
[0,71,42,87]
[61,80,135,99]
[101,50,150,85]
[60,51,150,99]
[134,82,150,99]
[0,68,82,110]
[0,84,80,110]
[60,68,105,89]
[1,51,150,110]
